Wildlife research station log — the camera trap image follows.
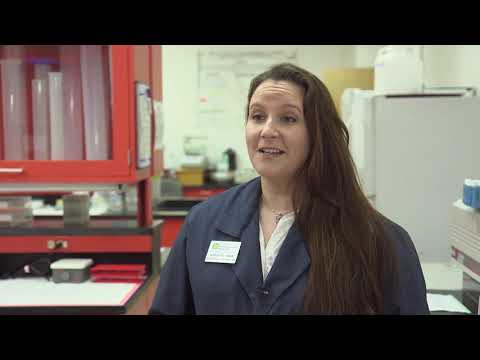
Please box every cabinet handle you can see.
[0,168,24,174]
[47,240,68,250]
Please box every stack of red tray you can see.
[90,264,147,283]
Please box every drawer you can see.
[0,235,152,253]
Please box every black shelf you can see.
[0,219,163,236]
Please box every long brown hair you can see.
[246,63,398,314]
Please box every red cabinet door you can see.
[0,45,154,184]
[150,46,162,102]
[150,45,163,177]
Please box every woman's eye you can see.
[281,116,297,123]
[251,113,265,121]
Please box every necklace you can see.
[262,196,292,225]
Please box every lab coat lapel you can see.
[262,223,310,313]
[231,209,264,305]
[215,178,264,309]
[214,177,261,239]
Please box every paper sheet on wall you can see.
[197,50,298,129]
[136,82,152,168]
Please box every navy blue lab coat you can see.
[149,177,430,315]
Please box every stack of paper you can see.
[90,264,146,283]
[450,199,480,284]
[427,293,471,314]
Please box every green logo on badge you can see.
[212,243,220,250]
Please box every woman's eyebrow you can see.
[281,104,302,113]
[250,102,301,111]
[249,102,264,109]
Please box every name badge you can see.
[205,241,241,264]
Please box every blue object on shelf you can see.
[463,180,474,207]
[29,58,58,65]
[471,182,480,209]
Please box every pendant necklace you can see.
[262,196,292,225]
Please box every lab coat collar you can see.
[215,177,262,238]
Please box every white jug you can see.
[374,45,424,95]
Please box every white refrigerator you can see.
[342,90,480,263]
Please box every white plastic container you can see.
[50,258,94,283]
[63,193,90,226]
[374,45,424,95]
[80,45,111,160]
[48,72,64,160]
[32,79,50,160]
[1,59,28,160]
[60,45,84,160]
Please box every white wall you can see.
[353,45,384,67]
[162,45,355,171]
[354,45,480,91]
[423,45,480,89]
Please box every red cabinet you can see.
[182,187,226,198]
[161,187,227,248]
[0,45,163,184]
[0,234,153,254]
[0,45,164,314]
[162,217,184,248]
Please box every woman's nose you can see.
[260,117,279,138]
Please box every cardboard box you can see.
[322,67,374,114]
[176,168,204,186]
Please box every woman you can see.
[149,63,429,315]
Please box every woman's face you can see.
[246,80,310,182]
